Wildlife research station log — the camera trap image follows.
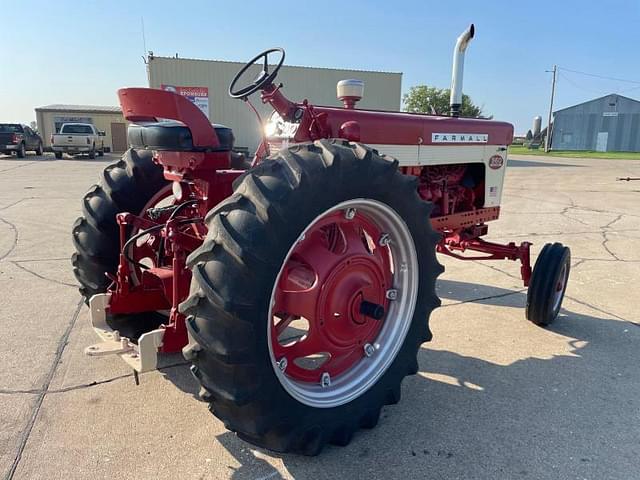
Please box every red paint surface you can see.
[271,211,392,382]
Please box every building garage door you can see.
[111,122,127,152]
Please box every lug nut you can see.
[277,357,288,371]
[364,343,375,357]
[344,207,356,220]
[386,289,398,300]
[379,233,391,246]
[321,372,331,387]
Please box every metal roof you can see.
[554,93,640,114]
[149,55,402,76]
[35,104,122,114]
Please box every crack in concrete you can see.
[558,205,594,227]
[5,299,83,480]
[12,257,70,263]
[504,192,640,219]
[598,213,627,262]
[603,214,625,229]
[0,389,41,395]
[0,198,34,212]
[439,288,527,308]
[10,260,77,288]
[47,361,191,395]
[564,294,637,326]
[600,231,622,261]
[572,257,640,263]
[471,260,523,282]
[473,185,638,325]
[0,216,18,261]
[0,161,38,174]
[494,227,639,239]
[447,250,638,326]
[0,361,191,398]
[571,259,587,270]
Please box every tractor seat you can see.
[127,121,234,152]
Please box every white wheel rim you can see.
[267,199,419,408]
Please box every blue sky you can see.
[2,0,639,133]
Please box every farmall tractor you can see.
[72,25,571,454]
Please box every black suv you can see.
[0,124,44,158]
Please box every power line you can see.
[558,69,640,97]
[559,67,640,85]
[558,71,608,95]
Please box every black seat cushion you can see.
[127,121,234,152]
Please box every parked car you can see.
[0,124,43,158]
[51,123,105,159]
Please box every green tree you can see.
[402,85,484,117]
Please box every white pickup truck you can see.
[51,123,105,159]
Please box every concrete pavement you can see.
[1,151,639,479]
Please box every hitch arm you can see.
[438,236,532,286]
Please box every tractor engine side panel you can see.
[369,144,508,207]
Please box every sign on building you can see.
[161,85,209,119]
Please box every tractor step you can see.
[86,293,165,373]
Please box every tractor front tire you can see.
[181,140,442,455]
[72,148,169,337]
[526,242,571,326]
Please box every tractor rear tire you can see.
[526,242,571,326]
[181,139,442,455]
[72,148,169,336]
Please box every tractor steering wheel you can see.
[229,48,285,99]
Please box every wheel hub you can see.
[272,210,391,382]
[268,199,419,408]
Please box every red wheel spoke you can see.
[274,315,295,336]
[275,329,344,365]
[277,337,316,360]
[294,229,339,280]
[275,287,318,323]
[339,219,377,257]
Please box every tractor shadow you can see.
[197,279,639,479]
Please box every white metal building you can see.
[35,105,129,153]
[147,55,403,153]
[551,93,640,152]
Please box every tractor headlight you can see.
[264,111,300,140]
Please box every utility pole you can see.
[545,65,557,152]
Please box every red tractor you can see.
[72,25,570,455]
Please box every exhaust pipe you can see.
[449,24,475,117]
